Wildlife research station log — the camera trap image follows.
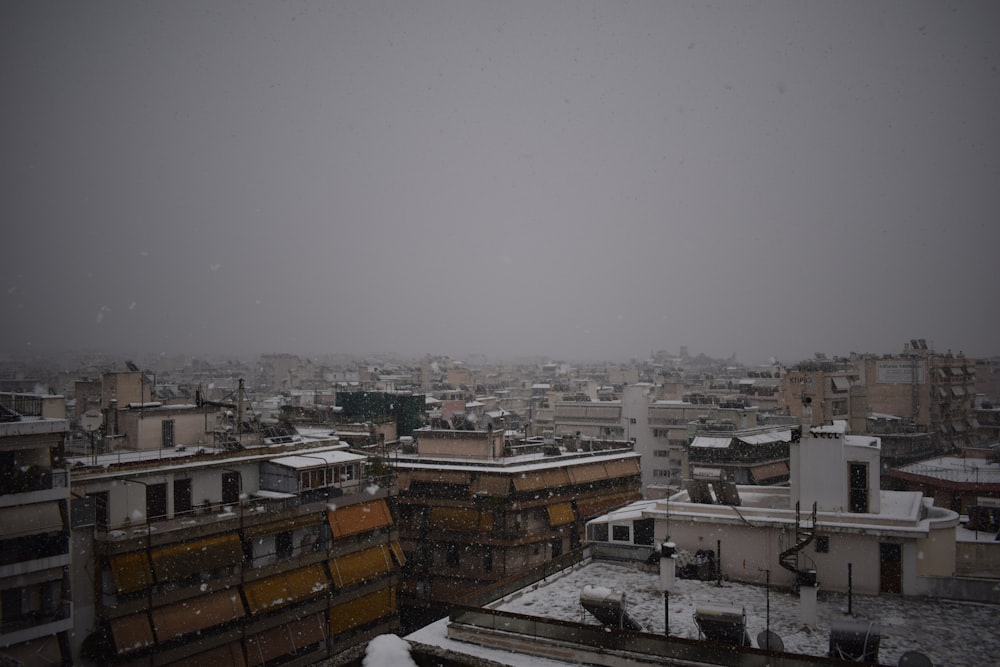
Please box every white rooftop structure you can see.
[268,449,366,470]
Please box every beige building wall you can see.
[117,408,214,451]
[101,371,153,408]
[415,428,505,460]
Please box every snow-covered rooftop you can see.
[896,456,1000,485]
[269,449,366,469]
[409,559,998,667]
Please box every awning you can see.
[329,587,396,636]
[0,502,63,538]
[512,468,570,492]
[168,641,244,666]
[692,467,724,480]
[247,613,327,666]
[473,475,511,496]
[243,512,323,540]
[329,544,394,588]
[951,385,966,397]
[691,436,732,449]
[110,613,155,655]
[109,551,154,594]
[151,533,241,583]
[547,502,575,527]
[389,540,406,566]
[750,461,790,483]
[575,491,642,519]
[428,507,484,533]
[243,563,329,615]
[151,589,245,642]
[737,430,792,445]
[327,499,393,538]
[604,458,641,478]
[952,420,967,433]
[831,376,850,392]
[969,418,981,429]
[406,469,471,485]
[568,462,610,485]
[950,366,965,376]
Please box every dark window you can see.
[591,523,609,542]
[174,478,192,516]
[483,547,493,572]
[276,531,293,559]
[1,588,21,626]
[815,536,830,553]
[612,524,630,542]
[242,539,254,567]
[146,483,167,522]
[849,463,868,513]
[446,543,459,567]
[93,491,109,529]
[222,471,241,505]
[633,519,655,545]
[161,419,175,448]
[551,537,563,558]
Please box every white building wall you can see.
[622,384,654,496]
[791,433,849,512]
[655,515,886,594]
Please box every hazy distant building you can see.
[859,341,978,450]
[782,367,866,433]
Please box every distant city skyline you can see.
[4,2,998,365]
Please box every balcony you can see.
[0,467,69,505]
[0,602,72,647]
[0,533,70,568]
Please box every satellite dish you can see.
[81,410,103,433]
[898,651,933,667]
[757,629,784,652]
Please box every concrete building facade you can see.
[0,393,72,666]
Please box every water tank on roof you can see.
[828,620,880,663]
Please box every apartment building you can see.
[859,342,978,450]
[69,435,402,666]
[0,393,72,666]
[392,427,642,629]
[782,367,865,433]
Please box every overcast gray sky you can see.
[3,1,998,364]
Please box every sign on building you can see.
[876,361,925,384]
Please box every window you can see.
[611,524,630,542]
[446,543,459,567]
[92,491,109,529]
[161,419,175,448]
[654,449,668,457]
[590,523,609,542]
[483,547,493,572]
[849,463,868,513]
[174,479,192,516]
[146,483,167,522]
[633,519,654,545]
[222,471,240,505]
[815,536,830,553]
[276,531,293,559]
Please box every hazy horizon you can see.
[4,1,998,366]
